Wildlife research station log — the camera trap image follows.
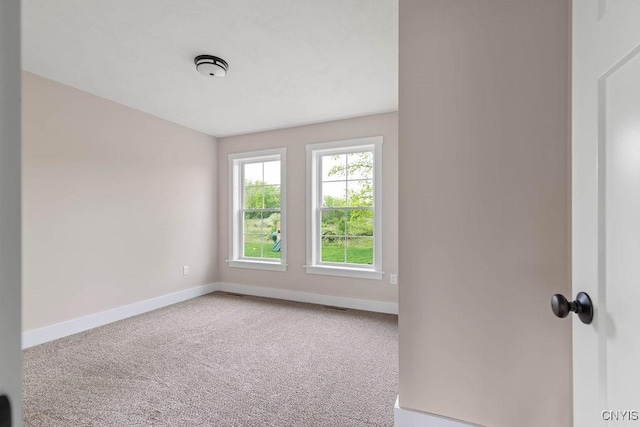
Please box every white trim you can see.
[217,282,398,314]
[394,397,480,427]
[373,137,383,269]
[228,148,287,271]
[306,145,316,272]
[305,265,383,280]
[306,136,383,279]
[305,135,384,152]
[22,281,397,349]
[22,283,219,349]
[227,259,287,271]
[228,147,287,162]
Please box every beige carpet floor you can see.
[23,293,398,426]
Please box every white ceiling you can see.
[22,0,398,138]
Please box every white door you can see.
[0,0,22,426]
[573,0,640,425]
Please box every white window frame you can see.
[306,136,383,280]
[228,148,287,271]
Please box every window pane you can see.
[243,234,264,258]
[263,161,281,185]
[347,152,373,180]
[244,185,264,209]
[322,182,347,207]
[243,234,281,259]
[321,236,346,263]
[262,210,281,235]
[346,237,373,265]
[322,154,346,181]
[347,180,373,207]
[262,240,281,259]
[243,211,263,234]
[263,185,280,209]
[321,209,346,237]
[244,162,263,185]
[346,209,373,237]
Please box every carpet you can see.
[23,293,398,426]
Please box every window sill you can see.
[305,265,383,280]
[227,260,287,272]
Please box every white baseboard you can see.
[394,397,480,427]
[217,282,398,314]
[22,283,219,349]
[23,281,396,349]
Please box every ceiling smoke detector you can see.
[194,55,228,77]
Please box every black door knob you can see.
[551,292,593,324]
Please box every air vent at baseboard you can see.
[222,292,246,297]
[323,305,348,311]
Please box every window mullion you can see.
[319,206,372,211]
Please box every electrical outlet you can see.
[390,274,398,285]
[183,265,189,275]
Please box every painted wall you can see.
[0,0,23,424]
[218,113,398,304]
[22,72,218,331]
[398,1,572,427]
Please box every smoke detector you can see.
[194,55,229,77]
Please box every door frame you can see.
[0,0,23,425]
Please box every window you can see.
[228,148,286,271]
[306,137,382,280]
